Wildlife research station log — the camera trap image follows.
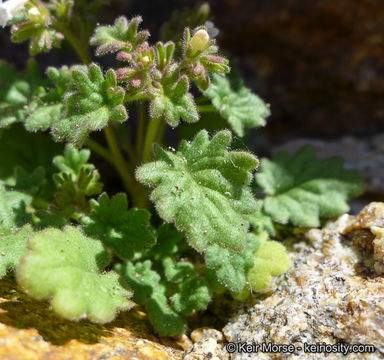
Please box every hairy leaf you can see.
[244,200,276,235]
[0,225,33,279]
[53,145,103,211]
[118,260,185,336]
[149,75,199,127]
[0,185,32,232]
[51,64,127,146]
[256,146,364,227]
[82,193,156,260]
[25,66,74,132]
[53,144,93,178]
[136,129,258,252]
[247,233,291,292]
[204,232,262,292]
[90,16,149,56]
[17,226,132,323]
[146,292,185,337]
[204,74,270,137]
[0,59,46,127]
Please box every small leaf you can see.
[0,225,33,279]
[90,16,149,56]
[255,146,364,227]
[146,293,185,337]
[51,64,127,146]
[81,193,156,260]
[0,59,47,127]
[204,74,270,137]
[0,185,32,233]
[244,200,276,235]
[149,75,199,127]
[247,234,291,292]
[53,144,93,178]
[204,232,262,292]
[171,276,210,315]
[25,66,74,132]
[136,129,258,253]
[17,226,132,323]
[118,260,162,304]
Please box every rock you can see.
[190,327,224,343]
[0,275,182,360]
[183,338,229,360]
[223,203,384,359]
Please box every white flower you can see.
[0,0,28,27]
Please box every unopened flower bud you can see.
[190,29,209,51]
[142,55,150,65]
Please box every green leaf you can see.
[90,16,149,56]
[0,225,33,279]
[255,146,364,227]
[0,185,32,233]
[118,260,185,336]
[204,74,270,137]
[204,232,262,292]
[146,293,185,337]
[244,200,276,235]
[170,276,210,315]
[136,129,258,253]
[51,64,127,146]
[17,226,132,323]
[53,144,93,178]
[247,234,291,292]
[24,66,74,132]
[0,125,63,187]
[53,145,103,212]
[149,75,199,127]
[81,193,156,260]
[118,260,162,304]
[141,224,183,261]
[0,59,46,127]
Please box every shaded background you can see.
[1,0,384,204]
[2,0,384,143]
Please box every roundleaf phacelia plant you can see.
[0,2,364,337]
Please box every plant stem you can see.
[104,125,140,205]
[142,116,162,163]
[53,21,91,64]
[197,104,216,112]
[86,138,112,163]
[136,102,146,158]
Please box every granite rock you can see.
[0,276,182,360]
[223,203,384,359]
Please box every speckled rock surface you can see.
[223,203,384,359]
[0,275,182,360]
[183,337,229,360]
